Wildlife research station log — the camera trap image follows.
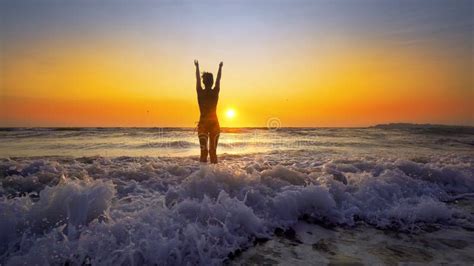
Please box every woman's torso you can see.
[197,89,219,121]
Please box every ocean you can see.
[0,125,473,265]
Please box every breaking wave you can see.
[0,151,473,265]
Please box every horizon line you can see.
[1,122,473,129]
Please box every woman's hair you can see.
[202,72,214,87]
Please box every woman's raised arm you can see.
[194,60,202,90]
[215,61,223,91]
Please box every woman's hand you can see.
[194,60,199,67]
[219,61,223,68]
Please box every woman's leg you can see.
[198,131,208,162]
[209,130,220,164]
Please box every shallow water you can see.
[1,126,473,158]
[232,220,474,265]
[0,125,473,265]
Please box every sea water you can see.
[0,125,473,265]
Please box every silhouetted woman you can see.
[194,60,222,163]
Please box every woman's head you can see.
[202,72,214,88]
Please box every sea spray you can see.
[1,151,473,265]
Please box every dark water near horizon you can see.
[1,125,473,158]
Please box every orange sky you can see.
[1,0,472,127]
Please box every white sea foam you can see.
[0,150,473,265]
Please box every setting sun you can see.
[226,109,236,119]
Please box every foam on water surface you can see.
[0,149,473,265]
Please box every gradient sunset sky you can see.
[1,0,472,127]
